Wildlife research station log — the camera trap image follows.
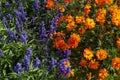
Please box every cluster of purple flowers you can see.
[14,48,41,73]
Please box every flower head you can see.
[112,57,120,70]
[88,59,100,70]
[83,47,94,60]
[33,57,40,68]
[33,0,40,11]
[96,49,108,60]
[68,33,81,48]
[98,68,109,79]
[84,18,95,29]
[79,59,87,67]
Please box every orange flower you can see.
[105,0,113,4]
[78,28,86,34]
[86,72,92,80]
[84,4,91,15]
[84,18,95,29]
[64,59,70,68]
[79,59,87,67]
[83,47,94,60]
[112,57,120,70]
[64,0,71,3]
[55,4,65,12]
[98,68,109,79]
[96,49,108,60]
[88,59,100,70]
[95,0,106,6]
[68,33,81,48]
[52,32,65,38]
[75,16,85,24]
[46,0,54,9]
[108,4,119,14]
[96,8,106,24]
[65,15,74,23]
[66,21,75,31]
[54,38,69,50]
[116,38,120,48]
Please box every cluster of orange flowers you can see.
[53,32,80,50]
[48,0,120,79]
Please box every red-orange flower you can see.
[79,59,87,67]
[54,38,69,50]
[46,0,54,9]
[98,68,109,79]
[84,4,91,15]
[64,0,71,3]
[88,59,100,70]
[68,33,81,48]
[112,57,120,70]
[78,28,86,34]
[86,72,92,80]
[96,49,108,60]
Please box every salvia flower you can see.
[15,0,21,3]
[14,63,23,72]
[2,17,9,28]
[0,50,3,56]
[20,32,28,43]
[22,55,30,70]
[25,48,32,58]
[33,0,40,12]
[48,57,57,70]
[7,13,13,20]
[33,57,41,68]
[5,2,10,8]
[57,49,71,58]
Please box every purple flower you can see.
[5,2,10,8]
[15,4,27,22]
[33,57,40,68]
[48,57,57,70]
[7,13,12,20]
[59,58,71,74]
[7,30,17,41]
[15,18,22,32]
[57,49,71,58]
[20,32,28,43]
[2,17,9,28]
[14,63,23,72]
[0,50,3,56]
[22,55,30,70]
[33,0,40,11]
[15,0,21,3]
[25,48,32,58]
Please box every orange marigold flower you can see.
[78,28,86,34]
[95,0,106,6]
[45,0,54,9]
[54,38,69,50]
[86,72,92,80]
[98,68,109,79]
[112,57,120,70]
[84,4,91,15]
[52,32,65,38]
[105,0,113,4]
[65,15,74,23]
[83,47,94,60]
[116,38,120,48]
[79,59,87,67]
[96,49,108,60]
[84,18,95,29]
[96,8,106,24]
[75,16,85,24]
[66,21,75,31]
[88,59,100,70]
[68,33,81,48]
[64,0,71,3]
[108,4,119,14]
